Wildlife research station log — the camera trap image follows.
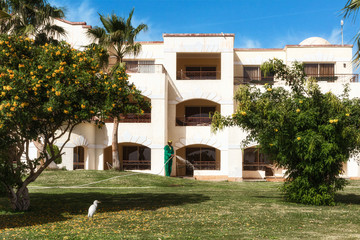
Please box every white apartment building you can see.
[34,19,360,181]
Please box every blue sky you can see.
[49,0,358,49]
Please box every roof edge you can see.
[285,44,353,48]
[136,41,164,44]
[235,48,283,51]
[163,33,235,37]
[55,18,92,29]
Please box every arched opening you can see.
[176,99,220,126]
[103,143,151,170]
[104,96,151,123]
[243,146,275,179]
[73,146,85,170]
[176,144,220,177]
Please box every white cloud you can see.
[132,16,163,42]
[327,28,342,45]
[238,38,262,48]
[49,0,99,27]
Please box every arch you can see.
[71,135,89,147]
[103,143,151,170]
[118,131,152,146]
[175,88,222,104]
[174,137,221,150]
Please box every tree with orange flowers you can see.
[0,34,148,211]
[212,58,360,205]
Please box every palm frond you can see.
[343,0,360,21]
[0,9,10,19]
[42,23,66,37]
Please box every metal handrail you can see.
[234,74,359,85]
[192,161,219,170]
[104,113,151,123]
[123,159,151,170]
[177,71,220,80]
[176,116,212,126]
[126,64,165,74]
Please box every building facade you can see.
[32,19,360,181]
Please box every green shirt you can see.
[164,145,174,161]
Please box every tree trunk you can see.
[112,117,122,171]
[9,186,31,211]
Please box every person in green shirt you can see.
[164,140,175,177]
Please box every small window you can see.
[125,60,155,73]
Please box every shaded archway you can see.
[176,144,220,177]
[175,99,220,126]
[242,146,279,179]
[104,143,151,170]
[73,146,85,170]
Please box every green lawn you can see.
[1,171,360,239]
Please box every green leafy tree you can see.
[343,0,360,66]
[0,34,147,211]
[212,58,360,205]
[0,0,65,44]
[87,8,148,171]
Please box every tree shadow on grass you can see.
[0,192,210,229]
[335,193,360,205]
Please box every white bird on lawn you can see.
[88,200,101,218]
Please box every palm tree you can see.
[0,0,66,44]
[87,8,148,171]
[344,0,360,66]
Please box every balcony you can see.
[104,113,151,123]
[176,116,213,126]
[234,74,359,85]
[176,101,219,127]
[176,70,220,80]
[177,53,221,80]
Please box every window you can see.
[123,146,151,170]
[186,147,218,171]
[184,66,217,79]
[176,106,215,126]
[73,146,85,170]
[125,60,155,73]
[243,147,273,171]
[243,66,274,83]
[304,63,335,77]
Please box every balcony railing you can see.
[126,64,165,74]
[306,74,359,83]
[123,159,151,170]
[177,71,220,80]
[176,117,212,126]
[193,161,219,170]
[234,77,275,85]
[104,113,151,123]
[234,74,359,85]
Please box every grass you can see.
[1,171,360,239]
